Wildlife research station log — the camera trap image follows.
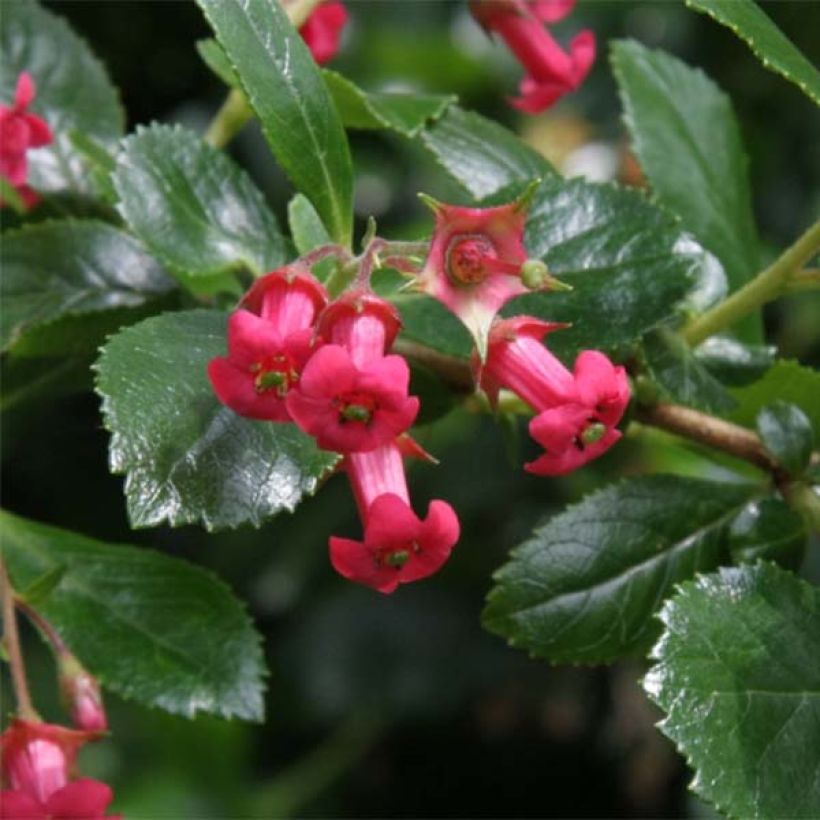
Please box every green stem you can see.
[682,219,820,347]
[784,267,820,294]
[782,482,820,533]
[0,558,38,720]
[203,88,253,150]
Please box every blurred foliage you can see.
[4,0,817,816]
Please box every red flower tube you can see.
[299,1,348,65]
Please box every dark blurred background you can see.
[3,1,819,816]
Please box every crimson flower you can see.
[208,267,327,421]
[286,345,419,453]
[58,655,107,734]
[329,442,460,593]
[481,317,630,475]
[0,720,117,819]
[416,196,531,358]
[471,0,595,113]
[0,72,52,209]
[299,1,348,65]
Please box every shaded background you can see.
[3,1,819,816]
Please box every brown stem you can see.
[635,402,784,479]
[16,598,69,655]
[0,558,37,720]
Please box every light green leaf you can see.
[483,476,754,664]
[113,124,286,287]
[95,310,339,530]
[323,70,455,137]
[756,401,815,475]
[288,193,331,255]
[611,40,761,340]
[1,220,175,353]
[0,0,124,196]
[686,0,820,106]
[196,37,238,87]
[1,510,266,721]
[419,106,555,200]
[645,562,820,818]
[197,0,353,245]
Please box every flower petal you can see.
[44,778,114,819]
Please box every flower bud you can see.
[59,653,107,734]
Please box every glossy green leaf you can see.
[483,476,754,664]
[393,294,473,359]
[324,70,455,137]
[68,130,118,203]
[612,40,761,340]
[1,510,266,721]
[419,106,555,200]
[643,328,736,413]
[95,310,338,530]
[686,0,820,106]
[506,179,705,361]
[694,335,775,386]
[730,360,820,432]
[729,497,806,567]
[0,0,124,196]
[114,124,286,285]
[197,0,353,245]
[1,221,175,353]
[645,562,820,819]
[756,401,814,475]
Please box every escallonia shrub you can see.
[1,0,818,817]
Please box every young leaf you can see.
[730,359,820,432]
[197,0,354,246]
[728,497,806,567]
[196,37,239,88]
[1,221,175,353]
[686,0,820,106]
[645,563,820,819]
[419,106,556,200]
[323,70,455,137]
[0,0,124,197]
[611,40,761,340]
[506,179,705,360]
[94,310,339,531]
[756,401,814,475]
[114,124,286,286]
[483,476,754,664]
[1,510,266,722]
[288,193,332,256]
[643,328,736,413]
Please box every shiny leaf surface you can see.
[756,401,814,475]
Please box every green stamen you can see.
[581,422,607,445]
[384,550,409,568]
[255,371,286,391]
[341,404,372,423]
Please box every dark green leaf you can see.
[730,360,820,432]
[694,335,775,386]
[1,221,175,353]
[18,565,66,607]
[419,106,556,200]
[611,40,761,340]
[324,70,455,137]
[0,356,92,412]
[506,179,704,361]
[68,130,118,203]
[114,124,286,286]
[0,0,124,196]
[756,401,814,475]
[1,510,266,721]
[645,562,820,819]
[197,0,353,245]
[483,475,754,663]
[643,328,736,413]
[393,294,473,359]
[196,37,238,87]
[94,310,339,530]
[729,497,806,567]
[686,0,820,106]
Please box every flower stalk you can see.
[682,219,820,347]
[0,558,37,720]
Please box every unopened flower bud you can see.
[59,654,107,733]
[520,259,572,292]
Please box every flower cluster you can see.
[300,0,348,65]
[0,720,118,820]
[470,0,595,113]
[0,72,52,210]
[209,270,459,594]
[418,194,631,475]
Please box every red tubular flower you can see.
[481,317,630,475]
[0,72,53,209]
[416,196,532,358]
[470,0,595,113]
[208,267,327,421]
[330,443,459,594]
[286,345,419,453]
[299,1,348,65]
[0,720,118,819]
[58,654,107,734]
